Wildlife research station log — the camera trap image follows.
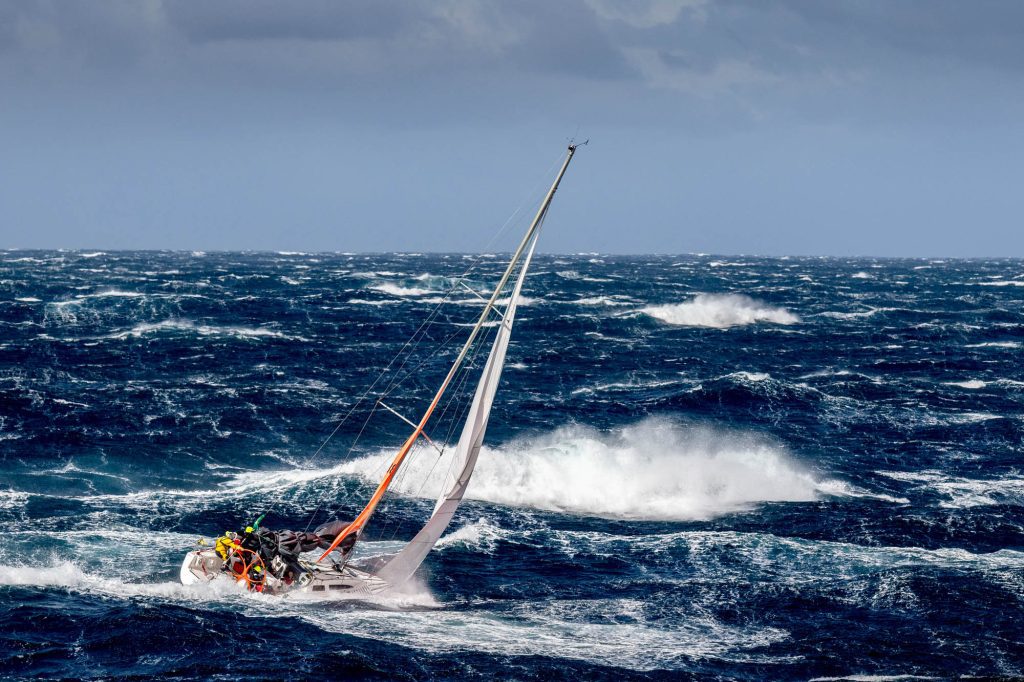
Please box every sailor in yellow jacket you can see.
[214,532,241,562]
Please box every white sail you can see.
[315,145,579,565]
[375,231,541,584]
[180,143,580,596]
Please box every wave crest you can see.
[370,283,436,297]
[344,418,827,520]
[642,294,799,328]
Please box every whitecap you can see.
[0,491,29,510]
[815,480,909,504]
[347,298,402,306]
[806,671,942,675]
[945,411,1001,424]
[341,418,829,521]
[570,295,634,307]
[435,518,505,553]
[105,320,306,342]
[371,283,436,297]
[944,380,986,389]
[878,470,1024,508]
[76,289,147,299]
[819,309,881,320]
[726,371,771,383]
[642,294,799,329]
[965,341,1021,349]
[52,398,90,408]
[571,378,685,396]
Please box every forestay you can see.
[315,143,580,585]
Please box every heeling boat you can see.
[180,143,581,597]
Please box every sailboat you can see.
[180,143,581,597]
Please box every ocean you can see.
[1,250,1022,680]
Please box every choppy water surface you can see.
[1,251,1022,680]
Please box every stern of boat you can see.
[180,549,224,585]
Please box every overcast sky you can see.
[1,1,1023,256]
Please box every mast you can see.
[316,144,579,563]
[374,220,543,584]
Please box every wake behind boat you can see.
[180,143,582,597]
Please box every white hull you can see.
[179,549,389,599]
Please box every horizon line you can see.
[1,247,1022,261]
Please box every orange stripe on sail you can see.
[316,144,578,567]
[316,387,449,562]
[315,312,481,562]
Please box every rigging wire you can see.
[422,220,544,513]
[374,150,564,400]
[376,294,502,543]
[344,204,544,547]
[376,239,534,546]
[259,150,566,538]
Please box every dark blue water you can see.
[1,250,1022,680]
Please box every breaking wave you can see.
[642,294,799,329]
[370,283,437,297]
[343,419,832,520]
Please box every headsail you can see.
[375,224,542,584]
[316,143,579,573]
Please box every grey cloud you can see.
[162,0,427,43]
[0,1,161,70]
[472,1,635,80]
[0,1,636,92]
[773,1,1024,72]
[2,1,1024,255]
[2,0,1024,130]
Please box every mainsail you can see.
[315,143,580,581]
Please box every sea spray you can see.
[341,418,825,520]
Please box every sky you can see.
[1,0,1023,256]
